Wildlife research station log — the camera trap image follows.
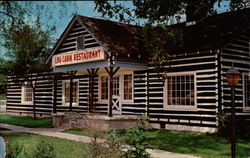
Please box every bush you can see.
[27,140,56,158]
[217,111,250,139]
[104,129,123,158]
[122,116,151,158]
[84,125,123,158]
[5,143,23,158]
[217,111,231,138]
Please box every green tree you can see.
[2,16,55,118]
[0,1,74,103]
[94,0,249,66]
[94,0,249,24]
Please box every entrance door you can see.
[112,76,122,114]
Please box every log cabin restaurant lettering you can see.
[6,8,250,133]
[52,47,104,67]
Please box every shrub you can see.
[27,140,56,158]
[217,111,250,139]
[104,129,123,158]
[122,116,151,158]
[217,111,231,138]
[5,143,23,158]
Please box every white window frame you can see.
[243,72,250,112]
[98,71,134,104]
[21,84,33,105]
[62,79,79,107]
[122,72,134,104]
[163,71,197,110]
[98,74,109,103]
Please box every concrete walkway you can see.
[0,123,199,158]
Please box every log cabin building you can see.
[6,8,250,132]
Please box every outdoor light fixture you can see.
[225,66,241,158]
[226,67,241,86]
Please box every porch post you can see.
[105,67,120,117]
[109,67,114,117]
[69,73,73,111]
[68,71,77,112]
[87,68,99,113]
[53,73,58,113]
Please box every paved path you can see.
[0,123,199,158]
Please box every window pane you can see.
[64,81,78,103]
[113,76,120,96]
[124,74,132,100]
[23,85,33,103]
[101,76,108,100]
[166,74,195,106]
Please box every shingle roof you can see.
[78,8,249,55]
[47,8,249,64]
[174,7,250,53]
[77,16,144,62]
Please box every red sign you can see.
[52,47,105,67]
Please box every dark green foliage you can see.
[142,24,183,68]
[0,59,7,97]
[122,117,151,158]
[94,0,249,24]
[217,111,231,138]
[27,140,56,158]
[2,18,55,75]
[217,111,250,140]
[94,0,249,69]
[6,143,23,158]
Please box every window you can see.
[21,85,33,104]
[76,35,84,50]
[62,80,79,105]
[164,72,196,109]
[243,73,250,111]
[98,72,134,103]
[113,76,120,96]
[100,76,109,100]
[124,74,133,100]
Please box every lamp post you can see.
[225,67,241,158]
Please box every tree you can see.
[0,1,74,35]
[0,58,8,99]
[2,16,55,118]
[94,0,249,24]
[94,0,249,66]
[0,1,76,103]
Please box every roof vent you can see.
[186,21,196,27]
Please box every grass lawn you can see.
[1,132,87,158]
[145,130,250,158]
[63,128,250,158]
[64,129,89,136]
[0,114,52,128]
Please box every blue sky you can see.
[0,1,230,58]
[0,1,135,58]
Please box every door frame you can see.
[98,71,134,107]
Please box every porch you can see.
[51,46,147,127]
[52,112,140,131]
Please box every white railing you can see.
[0,100,6,113]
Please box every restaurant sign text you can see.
[52,47,105,67]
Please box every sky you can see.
[0,1,230,58]
[0,1,136,58]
